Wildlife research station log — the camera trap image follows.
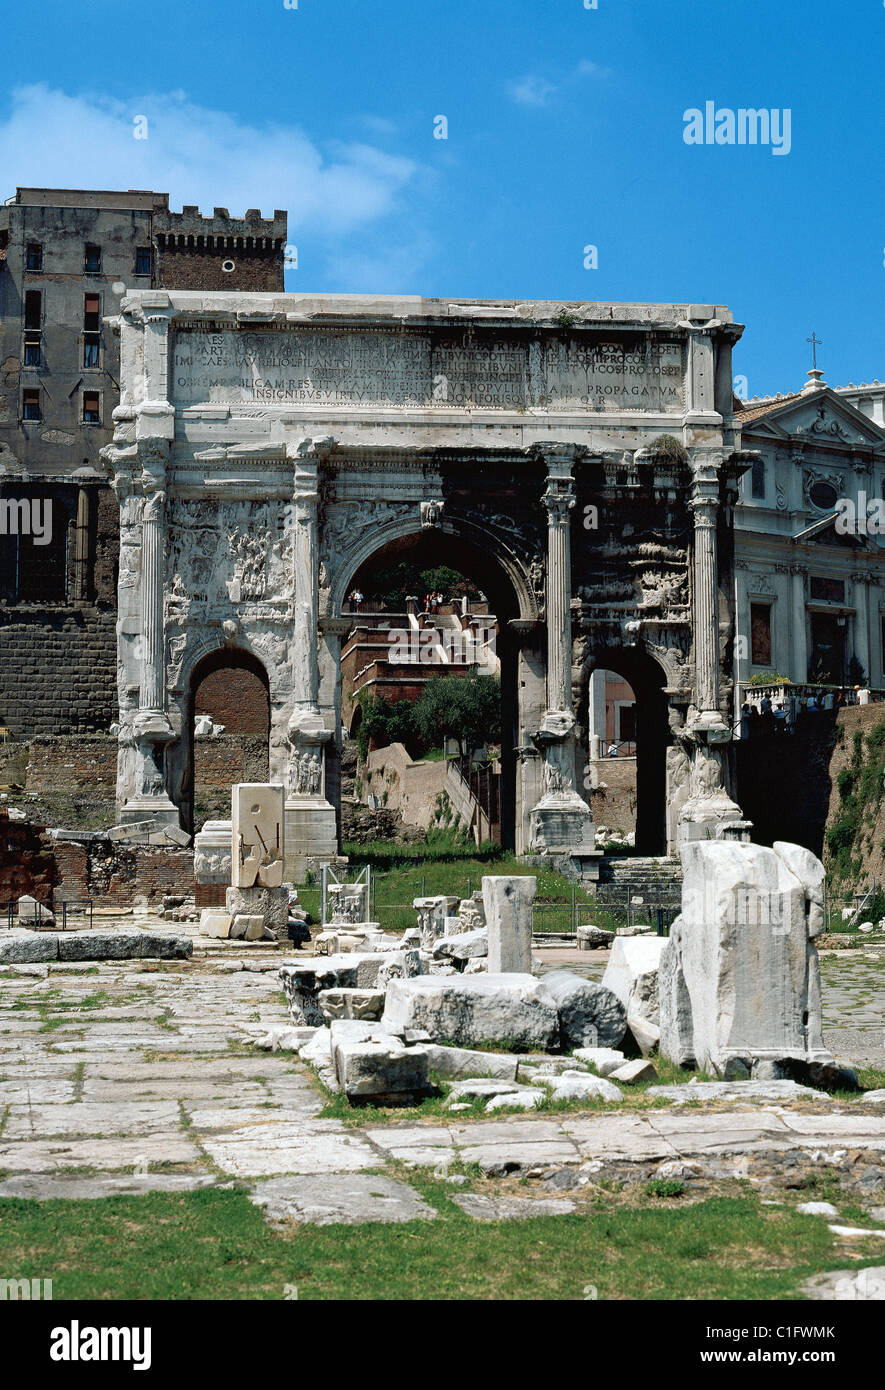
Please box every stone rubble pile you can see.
[276,843,860,1109]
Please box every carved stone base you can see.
[225,884,289,941]
[285,798,338,881]
[119,796,180,828]
[677,793,751,844]
[530,792,595,854]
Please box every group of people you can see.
[347,588,364,613]
[740,688,862,738]
[424,591,445,615]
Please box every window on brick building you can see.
[25,243,43,271]
[23,333,42,367]
[84,244,101,273]
[82,392,101,424]
[135,246,151,276]
[24,290,41,329]
[83,334,100,368]
[22,388,41,421]
[84,294,100,332]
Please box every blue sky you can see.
[1,0,883,398]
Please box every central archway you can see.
[581,645,669,855]
[334,526,529,851]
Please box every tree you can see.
[413,672,501,762]
[356,693,417,760]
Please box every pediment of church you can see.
[743,389,885,448]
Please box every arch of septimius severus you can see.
[101,291,754,877]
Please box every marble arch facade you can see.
[102,290,753,873]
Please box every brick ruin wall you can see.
[0,608,117,738]
[1,810,194,908]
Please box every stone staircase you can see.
[592,855,684,912]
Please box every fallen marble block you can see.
[431,928,488,962]
[254,1025,317,1052]
[645,1079,821,1104]
[485,1088,545,1112]
[318,988,385,1022]
[547,1071,623,1103]
[609,1059,657,1085]
[329,1019,430,1103]
[626,1014,661,1058]
[56,930,192,961]
[446,1078,528,1102]
[421,1043,520,1081]
[576,925,615,951]
[572,1046,627,1076]
[16,894,55,927]
[537,971,626,1050]
[601,936,666,1011]
[382,973,559,1051]
[230,914,271,941]
[200,910,232,939]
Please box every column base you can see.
[119,796,180,829]
[677,793,752,844]
[285,797,338,881]
[530,792,595,854]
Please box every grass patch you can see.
[0,1186,877,1300]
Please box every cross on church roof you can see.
[807,332,823,370]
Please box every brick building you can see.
[0,188,286,738]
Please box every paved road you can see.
[1,945,884,1225]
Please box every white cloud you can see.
[507,60,610,109]
[0,85,418,236]
[508,76,557,108]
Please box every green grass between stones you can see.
[0,1185,881,1301]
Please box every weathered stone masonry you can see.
[102,291,754,864]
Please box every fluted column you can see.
[285,436,339,877]
[140,482,166,712]
[527,445,594,854]
[292,450,320,714]
[544,461,574,713]
[678,456,747,843]
[690,487,720,714]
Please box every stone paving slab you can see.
[647,1111,794,1154]
[2,1101,182,1139]
[560,1114,679,1161]
[0,1135,203,1173]
[0,1080,77,1103]
[778,1113,885,1143]
[0,1173,217,1200]
[199,1123,379,1177]
[186,1100,325,1130]
[79,1080,271,1103]
[452,1194,577,1220]
[249,1174,437,1226]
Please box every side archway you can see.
[182,646,270,834]
[580,644,670,855]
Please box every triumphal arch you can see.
[102,291,752,874]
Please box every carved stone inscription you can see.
[171,330,684,413]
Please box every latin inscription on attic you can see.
[170,329,685,412]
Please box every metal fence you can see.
[3,900,94,931]
[293,874,683,938]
